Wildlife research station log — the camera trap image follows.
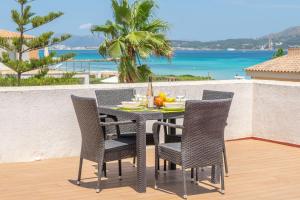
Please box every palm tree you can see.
[91,0,173,83]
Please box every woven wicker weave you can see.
[165,90,234,176]
[153,99,232,198]
[98,106,184,193]
[71,95,136,193]
[202,90,234,175]
[95,88,156,145]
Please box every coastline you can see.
[41,49,273,80]
[49,47,278,51]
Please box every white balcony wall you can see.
[252,80,300,145]
[0,80,253,163]
[3,80,298,163]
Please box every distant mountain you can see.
[59,34,103,48]
[262,26,300,40]
[56,26,300,50]
[172,26,300,50]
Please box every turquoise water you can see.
[45,50,274,80]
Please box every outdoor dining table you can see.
[98,106,219,193]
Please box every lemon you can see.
[166,97,175,102]
[158,92,167,101]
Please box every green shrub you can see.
[90,78,104,84]
[62,72,76,79]
[0,77,81,87]
[153,74,213,82]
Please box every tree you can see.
[0,0,74,85]
[91,0,173,83]
[273,48,285,58]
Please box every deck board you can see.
[0,140,300,200]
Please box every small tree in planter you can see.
[0,0,74,85]
[273,48,285,58]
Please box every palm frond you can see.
[98,41,109,57]
[107,39,125,58]
[142,19,169,33]
[112,0,132,26]
[91,20,121,39]
[125,31,148,46]
[133,0,156,26]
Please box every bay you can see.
[44,50,274,80]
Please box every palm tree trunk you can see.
[17,73,21,86]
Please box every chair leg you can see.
[223,143,229,176]
[118,160,122,180]
[182,167,187,199]
[162,119,168,172]
[96,162,103,193]
[77,157,83,185]
[154,153,159,189]
[220,164,225,194]
[103,163,107,177]
[191,168,194,182]
[195,168,199,184]
[133,157,136,167]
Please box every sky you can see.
[1,0,300,41]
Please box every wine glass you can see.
[176,91,187,102]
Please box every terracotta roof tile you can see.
[245,48,300,73]
[0,29,34,39]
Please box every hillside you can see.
[57,26,300,50]
[172,26,300,50]
[58,35,103,48]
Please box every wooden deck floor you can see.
[0,140,300,200]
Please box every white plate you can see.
[164,102,185,108]
[121,101,141,107]
[117,105,142,109]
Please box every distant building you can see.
[245,48,300,81]
[0,29,39,61]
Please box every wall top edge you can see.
[1,79,300,92]
[0,80,253,92]
[252,80,300,87]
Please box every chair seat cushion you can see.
[158,143,182,164]
[165,134,182,143]
[104,138,136,162]
[159,142,181,152]
[108,132,154,145]
[105,138,136,151]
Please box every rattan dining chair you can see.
[153,99,232,198]
[95,88,156,144]
[71,95,137,193]
[202,90,234,176]
[164,90,234,178]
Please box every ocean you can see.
[45,50,274,80]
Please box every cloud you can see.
[79,23,92,30]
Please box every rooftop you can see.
[245,48,300,73]
[0,140,299,200]
[0,29,35,39]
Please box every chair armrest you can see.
[99,114,108,119]
[100,120,135,127]
[152,121,184,146]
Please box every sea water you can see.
[44,50,274,80]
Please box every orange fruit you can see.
[154,96,164,107]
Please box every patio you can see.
[0,139,300,200]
